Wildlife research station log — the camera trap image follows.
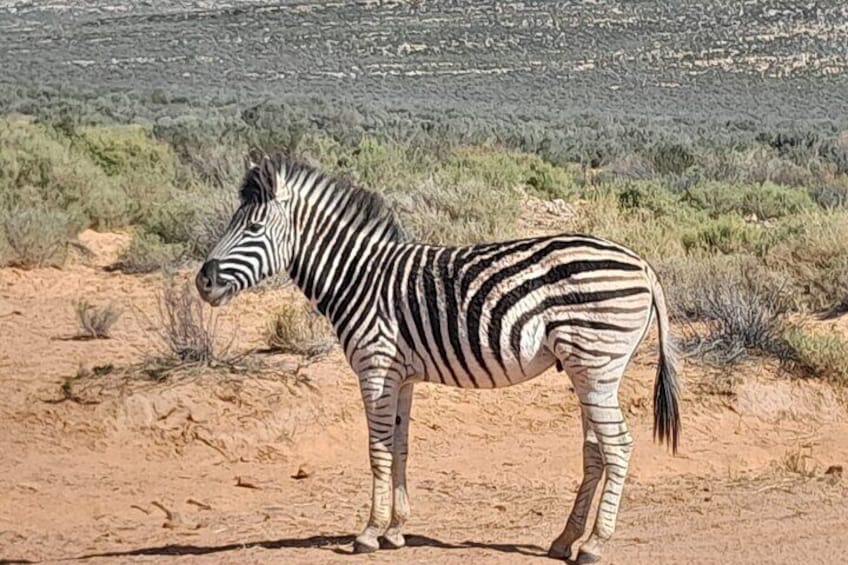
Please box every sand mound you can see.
[62,366,328,462]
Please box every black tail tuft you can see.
[648,266,681,455]
[653,349,681,454]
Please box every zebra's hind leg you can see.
[548,350,634,563]
[547,412,603,561]
[381,383,414,550]
[353,369,401,554]
[574,372,633,563]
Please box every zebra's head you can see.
[196,154,290,307]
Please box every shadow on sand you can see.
[1,533,547,562]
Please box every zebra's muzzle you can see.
[196,259,234,307]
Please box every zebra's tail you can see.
[648,267,681,454]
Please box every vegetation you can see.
[670,262,794,364]
[154,278,232,367]
[784,330,848,384]
[74,300,122,339]
[112,231,187,275]
[2,93,848,380]
[266,300,336,359]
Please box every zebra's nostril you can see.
[197,259,222,293]
[200,260,220,285]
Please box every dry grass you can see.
[266,301,335,359]
[779,446,817,477]
[672,263,794,364]
[151,278,235,369]
[74,300,121,339]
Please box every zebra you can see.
[196,153,681,563]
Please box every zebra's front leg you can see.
[382,383,413,549]
[353,370,401,554]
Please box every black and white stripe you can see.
[197,154,681,562]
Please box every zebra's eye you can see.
[246,222,264,233]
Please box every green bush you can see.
[113,232,186,274]
[1,206,77,268]
[0,117,231,268]
[73,125,190,229]
[685,181,815,219]
[392,176,523,245]
[440,145,579,201]
[612,179,681,217]
[0,117,120,229]
[785,330,848,383]
[762,212,848,311]
[568,193,686,260]
[682,215,763,255]
[650,143,695,175]
[73,124,177,179]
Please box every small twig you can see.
[194,433,231,461]
[186,498,212,511]
[236,476,261,489]
[151,501,175,521]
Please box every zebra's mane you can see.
[239,153,408,243]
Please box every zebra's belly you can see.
[410,319,559,389]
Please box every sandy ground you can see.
[1,229,847,565]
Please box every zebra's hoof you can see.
[352,539,379,554]
[547,543,571,561]
[380,531,405,549]
[572,550,602,564]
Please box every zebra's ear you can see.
[243,155,258,172]
[269,154,293,202]
[258,155,278,200]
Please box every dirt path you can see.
[1,232,847,565]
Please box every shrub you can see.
[112,232,186,274]
[808,175,848,208]
[1,206,78,268]
[343,137,429,193]
[681,215,763,255]
[613,179,680,217]
[155,278,229,365]
[650,143,695,175]
[169,141,244,190]
[440,145,579,200]
[762,212,848,311]
[785,330,848,383]
[266,301,335,358]
[392,176,523,245]
[0,117,126,230]
[190,188,238,259]
[138,192,204,246]
[823,131,848,175]
[568,193,686,261]
[75,300,122,339]
[677,264,793,364]
[657,255,752,321]
[684,181,815,220]
[607,153,656,180]
[73,124,177,180]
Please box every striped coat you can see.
[197,154,680,562]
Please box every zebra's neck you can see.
[283,171,405,323]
